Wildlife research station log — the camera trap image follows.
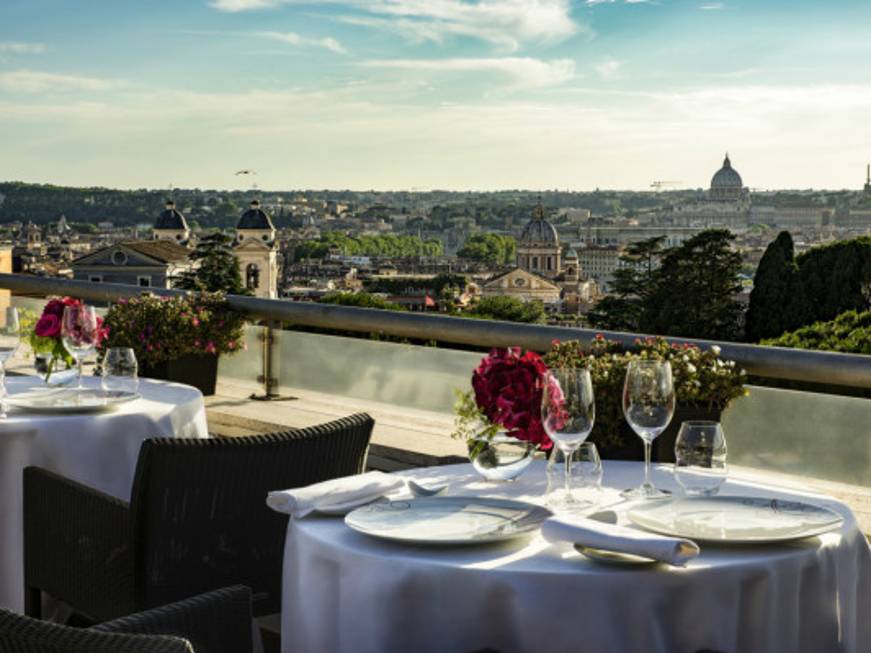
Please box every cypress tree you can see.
[745,231,801,342]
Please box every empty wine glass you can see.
[621,359,675,499]
[101,347,139,394]
[577,442,604,496]
[541,368,595,510]
[61,305,98,389]
[0,307,20,418]
[674,421,728,496]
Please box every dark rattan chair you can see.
[93,585,253,653]
[0,586,252,653]
[23,413,375,622]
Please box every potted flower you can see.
[29,297,108,385]
[544,335,747,461]
[453,347,553,480]
[97,292,245,396]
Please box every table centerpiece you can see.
[28,297,107,386]
[453,347,555,481]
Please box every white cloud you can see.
[594,59,622,79]
[359,57,575,89]
[0,41,45,54]
[213,0,579,51]
[0,70,114,93]
[699,3,725,9]
[257,31,347,54]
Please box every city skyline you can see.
[2,0,871,191]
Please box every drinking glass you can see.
[621,360,675,499]
[101,347,139,394]
[541,368,595,510]
[576,442,603,495]
[674,421,728,496]
[61,305,98,389]
[0,307,21,418]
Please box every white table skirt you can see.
[281,460,871,653]
[0,375,209,612]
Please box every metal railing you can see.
[2,272,870,391]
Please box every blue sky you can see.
[2,0,870,191]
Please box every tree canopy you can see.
[174,232,248,295]
[456,233,516,265]
[587,236,666,332]
[295,232,443,259]
[465,296,547,324]
[744,231,803,342]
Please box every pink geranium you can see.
[471,347,552,449]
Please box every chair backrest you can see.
[0,608,192,653]
[128,413,374,616]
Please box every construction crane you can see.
[650,180,683,191]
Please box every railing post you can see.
[250,321,292,401]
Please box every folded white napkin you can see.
[266,471,406,519]
[541,516,700,566]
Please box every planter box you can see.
[595,405,722,462]
[139,353,219,396]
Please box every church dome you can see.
[154,201,189,231]
[519,204,559,245]
[711,154,743,190]
[237,199,275,230]
[565,248,578,259]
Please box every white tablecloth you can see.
[281,460,871,653]
[0,375,209,612]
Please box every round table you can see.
[0,375,209,612]
[281,460,871,653]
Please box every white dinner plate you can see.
[6,388,141,414]
[627,496,844,544]
[345,496,552,545]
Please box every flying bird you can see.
[235,170,257,176]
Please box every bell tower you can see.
[234,199,279,299]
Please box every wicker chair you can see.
[0,585,253,653]
[23,413,375,622]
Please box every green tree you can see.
[174,231,248,294]
[745,231,803,342]
[465,296,546,324]
[587,236,666,331]
[642,230,743,340]
[319,292,405,311]
[457,233,516,265]
[794,237,871,325]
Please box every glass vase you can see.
[34,353,76,387]
[468,433,535,482]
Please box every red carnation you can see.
[471,347,552,449]
[34,313,60,338]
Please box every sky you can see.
[1,0,871,191]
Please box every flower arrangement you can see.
[96,292,245,367]
[453,347,553,450]
[544,335,748,448]
[29,297,108,380]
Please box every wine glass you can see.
[541,368,595,510]
[621,359,675,499]
[101,347,139,394]
[0,307,21,418]
[577,442,604,497]
[61,305,98,389]
[674,421,728,496]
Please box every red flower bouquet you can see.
[455,347,552,450]
[29,297,108,380]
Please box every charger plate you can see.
[6,388,140,414]
[627,496,843,544]
[345,496,552,545]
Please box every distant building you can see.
[865,164,871,198]
[72,241,192,288]
[152,200,191,245]
[481,267,562,307]
[234,199,279,299]
[672,154,751,229]
[578,246,623,292]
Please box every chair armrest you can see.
[23,466,133,620]
[93,585,254,653]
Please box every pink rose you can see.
[34,314,61,338]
